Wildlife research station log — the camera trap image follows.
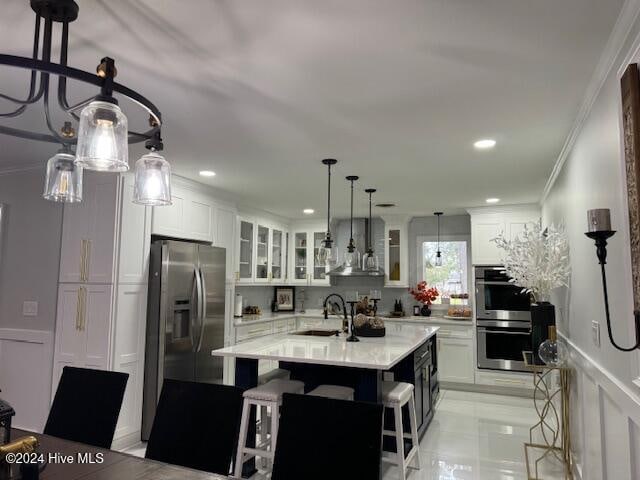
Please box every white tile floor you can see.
[122,389,566,479]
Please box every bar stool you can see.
[257,368,291,464]
[234,378,304,478]
[307,384,354,401]
[381,381,421,480]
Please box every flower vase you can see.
[531,302,556,363]
[420,304,432,317]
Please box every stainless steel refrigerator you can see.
[142,239,226,440]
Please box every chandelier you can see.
[0,0,171,205]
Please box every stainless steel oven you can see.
[475,266,531,321]
[477,320,530,372]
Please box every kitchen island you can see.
[212,323,438,476]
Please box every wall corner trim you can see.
[541,0,640,203]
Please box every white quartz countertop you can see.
[212,324,439,370]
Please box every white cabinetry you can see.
[151,184,214,243]
[234,216,289,285]
[467,205,540,265]
[53,173,151,449]
[289,224,330,286]
[382,216,410,287]
[435,324,474,384]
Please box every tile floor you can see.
[122,389,566,479]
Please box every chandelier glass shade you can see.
[43,150,82,203]
[75,101,128,172]
[316,159,338,267]
[134,150,172,206]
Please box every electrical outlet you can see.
[22,301,38,317]
[592,320,601,347]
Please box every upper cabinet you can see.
[382,216,410,287]
[234,216,289,284]
[59,173,118,284]
[289,224,329,286]
[467,205,540,265]
[151,184,214,243]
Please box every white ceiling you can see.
[0,0,625,218]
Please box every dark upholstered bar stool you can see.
[145,379,244,476]
[44,366,129,449]
[271,393,384,480]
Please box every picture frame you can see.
[274,287,295,312]
[621,64,640,313]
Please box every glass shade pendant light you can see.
[343,176,361,268]
[75,99,128,172]
[434,212,443,267]
[316,159,338,267]
[363,188,379,271]
[43,147,82,203]
[134,131,172,206]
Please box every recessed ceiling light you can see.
[486,198,500,204]
[199,170,216,177]
[474,139,496,149]
[303,208,314,215]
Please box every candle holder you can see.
[346,301,360,342]
[585,229,640,352]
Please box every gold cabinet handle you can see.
[75,288,82,331]
[80,287,87,331]
[84,240,91,282]
[79,240,86,282]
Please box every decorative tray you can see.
[353,325,386,337]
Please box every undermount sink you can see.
[291,329,340,337]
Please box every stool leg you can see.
[408,394,421,470]
[234,400,251,479]
[269,403,280,469]
[260,404,268,468]
[394,404,407,480]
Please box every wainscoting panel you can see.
[0,329,53,432]
[563,334,640,480]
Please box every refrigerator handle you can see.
[196,268,207,352]
[190,267,202,352]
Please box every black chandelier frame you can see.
[0,0,162,147]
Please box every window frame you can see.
[415,234,473,311]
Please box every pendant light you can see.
[75,59,129,172]
[43,146,82,203]
[343,176,361,268]
[316,159,338,267]
[362,188,379,271]
[133,131,172,205]
[435,212,444,267]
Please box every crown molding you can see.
[541,0,640,204]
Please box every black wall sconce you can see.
[585,208,640,351]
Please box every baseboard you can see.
[441,381,532,398]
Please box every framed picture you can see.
[621,63,640,313]
[274,287,295,312]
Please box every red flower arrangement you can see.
[409,281,439,306]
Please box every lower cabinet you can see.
[437,336,474,384]
[52,283,113,395]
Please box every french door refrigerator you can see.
[142,239,226,440]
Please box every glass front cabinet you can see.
[289,225,330,286]
[382,216,409,287]
[235,217,289,284]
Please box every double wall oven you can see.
[475,266,531,372]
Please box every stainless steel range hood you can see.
[327,218,385,277]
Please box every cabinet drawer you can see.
[434,325,473,339]
[475,371,533,389]
[236,323,272,342]
[273,319,289,334]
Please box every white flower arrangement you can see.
[493,220,570,303]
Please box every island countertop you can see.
[212,323,439,370]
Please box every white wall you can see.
[0,169,63,330]
[0,169,61,430]
[541,2,640,477]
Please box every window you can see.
[421,240,469,305]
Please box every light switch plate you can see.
[22,301,38,317]
[592,320,600,347]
